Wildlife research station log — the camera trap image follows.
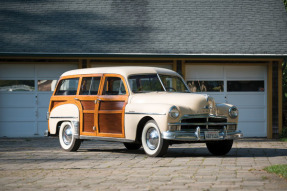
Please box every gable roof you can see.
[1,0,287,56]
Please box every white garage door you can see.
[186,65,267,137]
[0,63,78,137]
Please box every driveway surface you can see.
[0,138,286,191]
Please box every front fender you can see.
[124,103,174,140]
[216,103,239,123]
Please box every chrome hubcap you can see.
[62,125,73,145]
[146,128,159,150]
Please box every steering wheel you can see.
[165,87,176,92]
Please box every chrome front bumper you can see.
[162,128,243,141]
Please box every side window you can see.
[102,77,126,95]
[79,77,101,95]
[55,78,79,95]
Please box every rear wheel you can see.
[59,122,81,152]
[141,120,169,157]
[206,140,233,156]
[123,142,142,150]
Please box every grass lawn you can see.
[281,138,287,142]
[264,165,287,179]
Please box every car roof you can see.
[61,66,179,77]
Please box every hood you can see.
[129,92,213,114]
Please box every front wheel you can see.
[206,140,233,156]
[59,122,81,152]
[141,120,169,157]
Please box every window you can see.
[0,80,35,91]
[159,75,189,93]
[38,80,58,91]
[79,77,101,95]
[186,81,223,92]
[128,74,164,93]
[55,78,79,95]
[227,81,264,92]
[102,77,126,95]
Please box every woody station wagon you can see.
[46,67,243,157]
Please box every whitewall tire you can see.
[59,122,81,152]
[141,120,169,157]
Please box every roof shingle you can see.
[0,0,286,55]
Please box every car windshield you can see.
[128,74,190,93]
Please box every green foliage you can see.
[264,164,287,179]
[280,126,287,138]
[284,0,287,10]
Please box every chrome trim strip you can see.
[168,122,237,126]
[180,114,227,120]
[162,130,243,141]
[125,112,166,115]
[49,116,78,119]
[80,135,134,143]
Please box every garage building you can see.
[0,0,286,138]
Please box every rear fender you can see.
[49,104,80,137]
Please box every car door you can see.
[95,74,129,138]
[77,75,102,136]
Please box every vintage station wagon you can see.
[46,67,243,157]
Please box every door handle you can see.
[95,98,102,104]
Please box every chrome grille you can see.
[179,115,232,131]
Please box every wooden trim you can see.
[87,59,92,68]
[172,60,177,71]
[267,62,273,138]
[278,62,283,135]
[95,74,129,138]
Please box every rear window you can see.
[55,78,79,95]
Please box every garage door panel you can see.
[0,64,35,78]
[238,108,266,122]
[1,108,35,122]
[185,65,224,80]
[38,122,48,136]
[0,94,35,107]
[0,122,35,137]
[36,64,78,78]
[225,66,266,79]
[185,64,267,137]
[238,122,266,137]
[37,108,49,121]
[227,94,265,107]
[37,93,53,107]
[208,94,225,103]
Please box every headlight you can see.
[229,106,239,118]
[169,106,180,119]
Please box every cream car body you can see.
[47,66,242,157]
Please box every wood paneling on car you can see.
[81,100,95,110]
[83,113,94,132]
[99,101,124,110]
[98,113,122,134]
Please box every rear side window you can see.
[55,78,79,95]
[79,77,101,95]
